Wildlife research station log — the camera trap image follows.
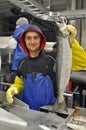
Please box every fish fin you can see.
[53,100,68,112]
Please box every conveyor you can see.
[8,0,86,21]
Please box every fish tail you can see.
[60,100,68,112]
[53,100,68,112]
[52,99,59,112]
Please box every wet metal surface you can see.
[0,91,72,130]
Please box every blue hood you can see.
[13,24,29,42]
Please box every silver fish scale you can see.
[56,35,72,103]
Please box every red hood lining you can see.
[20,30,46,56]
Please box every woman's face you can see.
[24,31,41,53]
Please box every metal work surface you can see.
[0,91,29,109]
[0,121,43,130]
[9,107,65,129]
[1,91,85,130]
[40,105,74,116]
[0,108,27,126]
[0,91,68,130]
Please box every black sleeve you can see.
[16,58,27,78]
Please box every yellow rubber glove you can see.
[6,86,18,103]
[66,25,77,42]
[6,76,24,104]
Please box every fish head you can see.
[56,22,69,38]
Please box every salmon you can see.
[53,22,72,112]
